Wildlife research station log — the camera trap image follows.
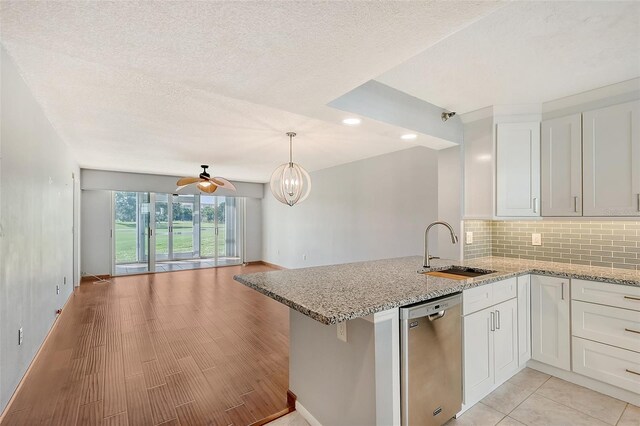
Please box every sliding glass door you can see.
[200,196,242,266]
[114,192,153,274]
[113,192,243,275]
[155,193,170,261]
[172,194,199,259]
[217,197,241,266]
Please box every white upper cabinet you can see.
[541,114,582,216]
[582,101,640,216]
[496,122,541,217]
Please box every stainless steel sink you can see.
[421,266,495,280]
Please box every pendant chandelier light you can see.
[270,132,311,206]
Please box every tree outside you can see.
[114,193,229,264]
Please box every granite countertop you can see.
[233,256,640,325]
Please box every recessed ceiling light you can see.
[342,118,361,126]
[401,133,417,140]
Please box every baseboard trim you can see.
[80,274,111,283]
[295,400,323,426]
[252,260,286,270]
[243,260,286,269]
[249,390,296,426]
[0,288,75,422]
[527,360,640,406]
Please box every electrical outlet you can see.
[56,285,60,295]
[302,254,307,261]
[18,328,23,345]
[532,233,542,246]
[337,322,347,343]
[465,232,474,245]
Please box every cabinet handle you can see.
[561,282,565,300]
[533,197,538,213]
[574,196,579,213]
[490,311,495,332]
[626,369,640,376]
[625,328,640,335]
[637,194,640,212]
[496,310,500,330]
[624,295,640,301]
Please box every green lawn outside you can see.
[115,221,227,263]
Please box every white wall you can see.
[437,146,463,260]
[245,198,262,262]
[463,111,494,219]
[81,190,112,276]
[290,310,377,425]
[81,169,263,198]
[0,47,80,412]
[262,146,439,269]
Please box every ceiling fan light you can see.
[176,165,236,193]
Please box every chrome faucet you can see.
[423,221,459,268]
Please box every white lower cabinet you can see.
[463,285,519,405]
[572,337,640,394]
[531,275,571,370]
[571,278,640,395]
[462,275,640,410]
[493,298,519,384]
[463,306,494,403]
[572,300,640,353]
[517,275,531,366]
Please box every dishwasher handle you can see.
[427,310,446,321]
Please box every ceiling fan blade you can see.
[211,177,237,191]
[197,182,218,193]
[176,176,201,186]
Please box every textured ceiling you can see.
[0,1,503,181]
[377,1,640,114]
[4,1,635,181]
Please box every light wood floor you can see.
[1,264,290,426]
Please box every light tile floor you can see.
[271,368,640,426]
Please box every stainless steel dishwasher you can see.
[400,293,462,426]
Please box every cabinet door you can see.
[517,275,531,366]
[531,275,571,370]
[494,298,519,384]
[463,307,494,404]
[541,114,582,216]
[583,101,640,216]
[496,122,541,217]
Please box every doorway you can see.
[113,191,244,275]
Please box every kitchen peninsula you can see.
[234,256,640,426]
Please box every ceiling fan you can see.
[176,165,236,193]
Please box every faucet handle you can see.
[428,255,440,260]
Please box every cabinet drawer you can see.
[572,337,640,394]
[463,278,518,315]
[572,279,640,312]
[572,301,640,353]
[463,284,493,315]
[493,278,517,305]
